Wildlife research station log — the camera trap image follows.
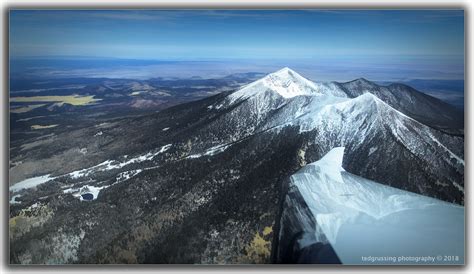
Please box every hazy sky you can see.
[9,10,465,81]
[10,10,464,59]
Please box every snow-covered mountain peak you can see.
[270,67,298,78]
[227,67,325,103]
[263,66,301,78]
[261,67,320,97]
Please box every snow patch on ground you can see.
[64,185,107,201]
[64,169,144,201]
[68,144,172,179]
[427,131,464,165]
[10,194,22,204]
[63,169,143,201]
[10,174,54,193]
[452,181,464,192]
[158,144,172,153]
[368,147,378,156]
[115,169,143,184]
[186,143,232,159]
[64,185,100,201]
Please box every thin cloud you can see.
[86,12,170,21]
[11,10,292,23]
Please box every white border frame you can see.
[1,1,471,274]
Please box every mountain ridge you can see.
[223,67,462,133]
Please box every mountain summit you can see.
[228,67,327,103]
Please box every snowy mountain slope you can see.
[199,68,348,145]
[213,67,462,131]
[298,93,463,203]
[201,69,464,203]
[337,78,464,131]
[277,147,464,264]
[221,68,462,133]
[297,92,463,165]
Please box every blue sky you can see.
[9,10,465,81]
[10,10,464,59]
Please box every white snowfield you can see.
[291,147,464,264]
[9,174,54,193]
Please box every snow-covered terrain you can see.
[63,184,107,201]
[69,144,172,179]
[9,144,172,203]
[10,174,54,193]
[286,147,464,264]
[206,68,464,203]
[186,143,232,159]
[10,194,22,204]
[9,67,464,264]
[338,79,464,131]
